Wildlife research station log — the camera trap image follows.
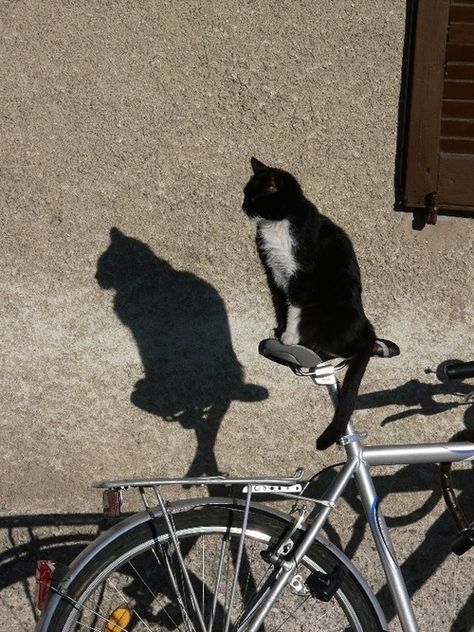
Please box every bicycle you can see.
[35,338,474,631]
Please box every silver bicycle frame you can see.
[246,426,473,632]
[245,368,474,632]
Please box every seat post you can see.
[326,380,341,410]
[310,365,341,410]
[329,378,363,442]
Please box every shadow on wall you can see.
[355,373,474,429]
[95,227,268,478]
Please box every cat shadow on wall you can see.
[95,227,268,479]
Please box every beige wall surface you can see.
[1,1,473,629]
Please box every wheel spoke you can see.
[207,534,228,631]
[272,594,311,631]
[156,544,196,631]
[74,621,104,631]
[223,490,252,632]
[149,548,186,631]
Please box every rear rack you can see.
[93,468,305,491]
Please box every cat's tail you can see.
[316,349,371,450]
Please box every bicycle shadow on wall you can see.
[0,513,105,624]
[95,226,268,480]
[356,374,474,429]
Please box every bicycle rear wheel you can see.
[43,502,384,631]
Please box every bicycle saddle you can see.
[259,338,400,370]
[259,338,324,369]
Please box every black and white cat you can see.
[243,157,376,450]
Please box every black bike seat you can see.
[259,338,400,370]
[372,339,400,358]
[258,339,324,369]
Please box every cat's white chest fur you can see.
[257,219,298,291]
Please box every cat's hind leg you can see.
[281,304,301,346]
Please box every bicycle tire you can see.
[43,502,384,631]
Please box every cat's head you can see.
[242,157,303,222]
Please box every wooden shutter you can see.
[402,0,474,222]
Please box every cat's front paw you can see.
[280,331,300,346]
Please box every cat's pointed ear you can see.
[110,227,125,241]
[250,157,269,174]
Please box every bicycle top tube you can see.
[362,442,474,465]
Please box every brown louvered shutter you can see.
[403,0,474,222]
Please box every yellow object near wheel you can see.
[104,604,132,631]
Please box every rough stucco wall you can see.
[1,1,473,629]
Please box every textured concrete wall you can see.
[1,1,473,628]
